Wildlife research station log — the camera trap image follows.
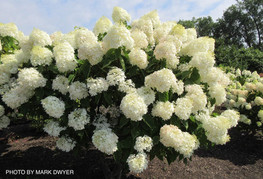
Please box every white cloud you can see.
[209,0,237,20]
[0,0,236,35]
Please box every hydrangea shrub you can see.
[223,67,263,134]
[0,7,240,174]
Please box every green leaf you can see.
[181,120,189,130]
[189,115,196,123]
[113,150,122,162]
[119,116,129,129]
[150,152,155,161]
[68,74,75,83]
[101,48,116,69]
[143,114,156,131]
[166,149,178,165]
[77,131,85,139]
[210,98,216,106]
[158,92,169,102]
[153,136,160,145]
[80,98,89,108]
[77,59,85,65]
[170,116,181,128]
[118,137,133,149]
[179,154,184,161]
[179,56,192,64]
[80,60,91,79]
[183,158,188,164]
[48,64,59,73]
[97,32,107,41]
[131,127,141,139]
[119,57,126,71]
[35,88,45,100]
[94,94,101,105]
[178,70,191,80]
[189,67,201,84]
[211,112,219,117]
[126,66,138,78]
[103,92,113,105]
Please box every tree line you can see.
[178,0,263,72]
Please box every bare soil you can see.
[0,123,262,179]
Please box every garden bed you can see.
[0,123,262,179]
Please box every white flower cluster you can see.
[75,28,97,48]
[136,86,155,105]
[30,46,53,66]
[169,24,187,42]
[258,110,263,122]
[189,52,215,71]
[134,135,153,153]
[185,84,207,113]
[106,67,126,86]
[174,97,193,120]
[223,68,263,127]
[93,16,112,36]
[41,96,65,118]
[153,21,177,43]
[131,29,148,49]
[255,97,263,106]
[0,115,10,130]
[43,120,66,137]
[92,114,110,130]
[112,6,131,23]
[17,68,47,89]
[118,79,136,94]
[160,124,199,158]
[68,108,90,131]
[152,101,174,120]
[87,77,109,96]
[92,127,118,155]
[0,54,19,75]
[29,28,52,47]
[78,42,104,65]
[53,42,77,72]
[173,85,207,120]
[2,85,35,109]
[98,106,121,120]
[131,10,161,45]
[0,23,19,38]
[50,30,77,49]
[154,41,179,69]
[68,81,88,100]
[127,152,148,174]
[129,48,148,69]
[52,75,69,95]
[145,68,178,93]
[180,37,214,56]
[0,105,4,117]
[0,105,10,130]
[196,109,239,144]
[120,92,147,121]
[56,136,76,152]
[103,24,134,51]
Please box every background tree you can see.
[215,0,263,50]
[178,0,263,72]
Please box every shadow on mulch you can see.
[0,124,139,179]
[0,146,105,178]
[0,123,263,179]
[196,128,263,166]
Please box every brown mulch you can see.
[0,124,262,179]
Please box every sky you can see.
[0,0,236,35]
